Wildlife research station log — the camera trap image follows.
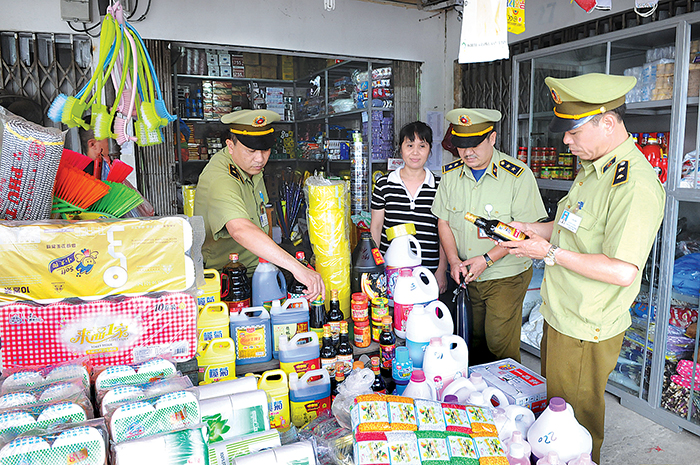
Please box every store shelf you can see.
[177,74,292,85]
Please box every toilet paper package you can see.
[207,429,281,465]
[0,418,108,465]
[112,424,208,465]
[200,390,269,444]
[0,400,90,444]
[230,440,316,465]
[0,293,198,369]
[0,378,90,409]
[99,375,193,417]
[0,358,91,393]
[0,216,205,303]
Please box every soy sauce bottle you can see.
[220,253,251,313]
[379,316,395,378]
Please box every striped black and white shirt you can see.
[371,167,441,273]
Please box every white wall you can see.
[0,0,456,125]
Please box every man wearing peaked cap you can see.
[499,73,665,463]
[431,108,547,366]
[194,109,324,301]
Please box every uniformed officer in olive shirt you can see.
[501,73,665,463]
[194,109,324,300]
[431,108,547,365]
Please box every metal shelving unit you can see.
[511,11,700,436]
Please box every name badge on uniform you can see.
[258,192,268,228]
[558,209,582,233]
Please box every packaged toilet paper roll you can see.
[207,429,281,465]
[112,425,208,465]
[196,376,258,401]
[273,441,317,465]
[200,390,269,443]
[233,449,276,465]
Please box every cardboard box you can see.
[281,55,294,80]
[261,65,277,80]
[260,54,278,67]
[242,52,260,66]
[245,65,261,79]
[469,358,547,414]
[218,53,231,66]
[206,50,218,66]
[207,64,220,77]
[220,65,232,77]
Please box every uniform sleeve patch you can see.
[442,159,464,174]
[612,160,629,187]
[229,164,242,181]
[499,159,523,177]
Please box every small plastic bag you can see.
[331,367,374,429]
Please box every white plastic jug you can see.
[252,259,287,308]
[468,372,488,391]
[567,453,597,465]
[528,397,593,463]
[401,369,435,401]
[393,266,439,338]
[504,430,532,460]
[422,335,469,400]
[441,377,477,403]
[493,405,536,442]
[384,223,422,304]
[466,391,489,407]
[482,387,510,408]
[537,452,564,465]
[405,300,453,368]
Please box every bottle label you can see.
[200,328,225,343]
[371,248,385,265]
[290,397,330,428]
[393,302,413,333]
[226,298,251,314]
[380,344,395,370]
[273,322,309,352]
[337,354,353,374]
[360,272,387,302]
[321,357,337,377]
[235,325,268,360]
[287,293,306,306]
[280,357,320,376]
[329,321,341,343]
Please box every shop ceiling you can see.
[361,0,461,11]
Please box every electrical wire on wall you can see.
[66,0,152,37]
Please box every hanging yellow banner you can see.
[507,0,526,35]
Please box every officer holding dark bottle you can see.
[431,108,547,364]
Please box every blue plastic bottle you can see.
[392,346,413,395]
[229,306,273,365]
[252,258,287,308]
[270,298,310,359]
[289,369,331,427]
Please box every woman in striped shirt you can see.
[370,121,447,293]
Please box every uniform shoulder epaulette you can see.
[612,160,629,187]
[229,164,242,182]
[499,159,523,177]
[442,159,463,174]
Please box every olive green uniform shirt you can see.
[540,136,665,342]
[431,148,547,281]
[194,148,269,275]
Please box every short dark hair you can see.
[591,104,626,126]
[398,121,432,148]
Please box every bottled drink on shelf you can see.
[327,289,344,347]
[309,296,326,340]
[320,324,338,378]
[337,320,354,375]
[464,212,528,242]
[371,356,387,394]
[379,316,396,378]
[220,253,251,313]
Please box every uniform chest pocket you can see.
[571,209,603,254]
[447,206,466,232]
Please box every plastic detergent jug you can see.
[494,406,535,442]
[537,452,564,465]
[229,306,273,365]
[258,369,291,430]
[482,386,510,408]
[405,300,453,368]
[528,397,593,463]
[252,258,287,308]
[197,337,237,384]
[270,298,310,358]
[441,377,477,403]
[393,266,439,338]
[401,369,435,400]
[198,301,230,344]
[279,331,321,377]
[289,369,331,427]
[506,441,531,465]
[384,223,422,304]
[197,268,221,309]
[422,334,469,399]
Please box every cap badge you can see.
[550,88,562,104]
[252,116,267,127]
[459,115,472,126]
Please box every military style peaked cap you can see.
[544,73,636,133]
[445,108,501,148]
[221,109,281,150]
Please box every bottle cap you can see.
[351,292,368,302]
[399,268,413,277]
[340,320,348,331]
[331,289,339,299]
[385,223,416,241]
[410,370,425,382]
[259,257,268,264]
[382,316,392,325]
[549,396,566,412]
[371,356,380,367]
[353,361,365,370]
[429,337,442,346]
[443,394,458,403]
[295,251,306,260]
[395,346,409,362]
[229,253,239,261]
[509,442,525,459]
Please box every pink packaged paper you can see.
[0,293,197,369]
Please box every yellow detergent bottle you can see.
[197,337,237,384]
[258,369,291,429]
[198,301,230,344]
[197,268,221,309]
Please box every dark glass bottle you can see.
[288,251,310,301]
[332,362,345,402]
[337,320,354,375]
[379,316,396,378]
[327,289,344,348]
[320,324,337,378]
[309,296,326,340]
[370,356,387,394]
[351,231,386,297]
[220,253,251,313]
[464,212,528,242]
